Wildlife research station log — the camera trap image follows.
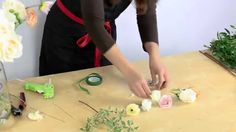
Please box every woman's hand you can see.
[104,44,151,98]
[124,66,151,98]
[145,42,169,89]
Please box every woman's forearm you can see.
[103,44,134,75]
[144,42,161,59]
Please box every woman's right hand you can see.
[104,44,151,98]
[124,67,151,98]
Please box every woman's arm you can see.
[145,42,169,89]
[81,0,151,98]
[137,0,169,89]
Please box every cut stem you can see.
[78,100,98,113]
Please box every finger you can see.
[129,85,141,97]
[162,73,169,88]
[157,74,165,90]
[136,83,148,98]
[150,70,157,85]
[141,81,151,97]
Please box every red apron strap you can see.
[56,0,112,67]
[57,0,84,25]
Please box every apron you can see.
[39,0,131,76]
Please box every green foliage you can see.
[80,108,139,132]
[205,25,236,68]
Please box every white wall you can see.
[2,0,236,80]
[116,0,236,59]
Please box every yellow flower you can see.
[126,104,140,116]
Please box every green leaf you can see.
[127,120,134,126]
[225,28,230,35]
[230,25,236,29]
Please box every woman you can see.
[40,0,169,98]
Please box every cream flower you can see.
[2,9,17,28]
[0,32,23,62]
[150,90,161,103]
[179,89,197,103]
[2,0,27,25]
[141,99,152,111]
[28,111,43,121]
[126,104,140,116]
[0,10,15,34]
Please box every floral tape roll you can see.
[77,73,103,95]
[85,73,102,86]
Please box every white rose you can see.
[3,9,17,27]
[0,32,23,62]
[150,90,161,103]
[2,0,27,25]
[0,10,15,34]
[141,99,152,111]
[179,89,197,103]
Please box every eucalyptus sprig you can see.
[205,25,236,68]
[79,101,139,132]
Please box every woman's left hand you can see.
[149,55,169,89]
[145,42,170,90]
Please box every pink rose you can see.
[159,95,172,108]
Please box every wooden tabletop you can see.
[1,52,236,132]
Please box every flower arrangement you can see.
[126,88,197,116]
[0,0,54,62]
[0,0,53,124]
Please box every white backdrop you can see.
[1,0,236,80]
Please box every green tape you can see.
[86,73,102,86]
[77,73,103,95]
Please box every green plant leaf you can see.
[230,25,236,29]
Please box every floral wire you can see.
[78,100,98,113]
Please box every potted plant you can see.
[202,25,236,76]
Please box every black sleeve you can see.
[137,0,159,51]
[80,0,115,53]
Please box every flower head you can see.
[39,1,54,14]
[0,32,23,62]
[126,104,140,116]
[2,0,27,26]
[28,111,43,121]
[141,99,152,111]
[0,10,23,62]
[159,95,172,108]
[179,89,197,103]
[150,90,161,103]
[26,8,38,27]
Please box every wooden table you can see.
[1,52,236,132]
